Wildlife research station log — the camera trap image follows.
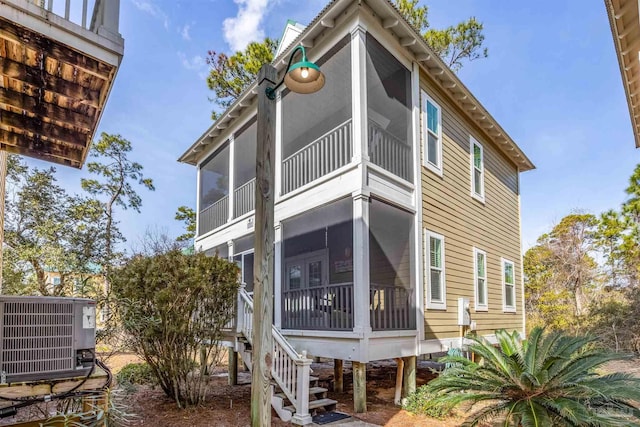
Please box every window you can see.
[425,230,446,310]
[473,248,488,311]
[53,277,61,286]
[470,137,484,202]
[503,259,516,312]
[422,92,442,175]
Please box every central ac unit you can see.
[0,296,96,383]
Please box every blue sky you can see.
[29,0,638,252]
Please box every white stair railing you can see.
[237,287,312,424]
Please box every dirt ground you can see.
[0,353,637,426]
[108,354,465,427]
[108,354,640,427]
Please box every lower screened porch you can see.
[211,195,418,337]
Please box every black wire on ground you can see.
[0,349,113,415]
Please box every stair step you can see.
[274,387,328,400]
[309,386,328,396]
[283,398,338,414]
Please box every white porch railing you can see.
[282,283,354,331]
[368,120,413,182]
[30,0,119,34]
[237,288,312,423]
[199,196,228,236]
[370,284,415,331]
[282,119,352,194]
[234,178,256,218]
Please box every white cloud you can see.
[180,24,192,41]
[131,0,169,30]
[178,52,207,79]
[223,0,269,51]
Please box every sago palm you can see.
[426,327,640,426]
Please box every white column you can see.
[95,0,123,42]
[412,61,424,345]
[227,240,235,263]
[228,135,235,222]
[274,222,283,328]
[195,165,201,238]
[352,192,371,339]
[102,0,120,31]
[350,23,368,163]
[275,91,283,201]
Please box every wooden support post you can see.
[402,356,416,399]
[394,358,404,405]
[0,151,6,293]
[353,361,367,413]
[251,64,277,427]
[334,359,343,393]
[229,349,238,386]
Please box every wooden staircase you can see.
[236,288,338,425]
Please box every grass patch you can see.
[403,385,454,419]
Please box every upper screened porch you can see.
[196,30,416,238]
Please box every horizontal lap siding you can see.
[420,74,523,341]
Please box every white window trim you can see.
[425,229,446,310]
[470,136,485,203]
[473,247,488,311]
[422,91,443,176]
[502,258,517,313]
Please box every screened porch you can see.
[280,197,416,332]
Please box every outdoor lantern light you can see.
[266,45,325,99]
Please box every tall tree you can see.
[544,213,599,317]
[206,39,278,119]
[523,244,574,331]
[81,133,154,287]
[594,209,628,288]
[3,157,108,296]
[206,2,487,115]
[394,0,488,71]
[175,205,196,242]
[524,214,599,330]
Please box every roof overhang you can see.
[0,0,123,168]
[606,0,640,148]
[180,0,535,172]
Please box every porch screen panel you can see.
[281,198,353,330]
[366,34,413,182]
[233,118,257,217]
[199,142,230,234]
[281,37,352,194]
[369,199,415,330]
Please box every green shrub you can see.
[403,385,453,419]
[112,250,238,408]
[116,362,154,389]
[425,327,640,426]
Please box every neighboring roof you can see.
[179,0,535,172]
[275,20,307,57]
[605,0,640,148]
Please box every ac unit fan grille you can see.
[1,302,74,375]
